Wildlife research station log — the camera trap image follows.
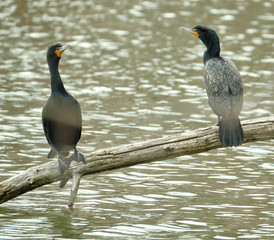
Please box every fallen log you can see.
[0,116,273,207]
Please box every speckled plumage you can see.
[204,57,243,117]
[204,57,244,147]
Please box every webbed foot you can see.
[47,149,57,159]
[78,152,86,164]
[72,149,86,164]
[214,116,221,126]
[57,156,73,175]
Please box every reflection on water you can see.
[0,0,274,239]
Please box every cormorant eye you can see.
[56,47,59,50]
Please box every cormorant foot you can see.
[214,122,220,126]
[59,176,70,188]
[57,157,72,175]
[215,116,221,126]
[78,152,86,164]
[47,149,57,159]
[72,150,86,164]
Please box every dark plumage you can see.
[42,43,86,174]
[179,25,244,147]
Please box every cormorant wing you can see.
[42,93,82,153]
[204,58,243,117]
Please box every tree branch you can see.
[0,116,273,207]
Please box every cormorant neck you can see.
[47,57,66,94]
[201,36,220,65]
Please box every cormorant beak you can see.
[179,26,199,38]
[55,45,70,58]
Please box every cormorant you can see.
[179,25,244,147]
[42,43,86,174]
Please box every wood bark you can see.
[0,116,273,207]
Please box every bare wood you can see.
[0,116,273,206]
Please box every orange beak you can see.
[55,45,70,58]
[179,26,199,38]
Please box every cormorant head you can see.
[47,43,70,62]
[191,26,219,47]
[179,25,220,50]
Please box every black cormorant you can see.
[42,43,86,174]
[179,25,244,147]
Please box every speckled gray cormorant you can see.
[42,43,86,174]
[179,25,244,147]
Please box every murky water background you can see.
[0,0,274,239]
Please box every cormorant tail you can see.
[219,114,243,147]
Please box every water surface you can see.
[0,0,273,239]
